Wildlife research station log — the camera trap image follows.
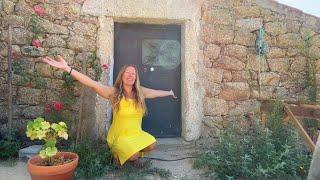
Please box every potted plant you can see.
[26,117,78,180]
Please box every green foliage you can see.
[0,129,21,160]
[92,63,102,81]
[12,60,47,89]
[299,34,318,102]
[68,141,113,179]
[29,14,45,40]
[114,160,171,180]
[26,117,68,160]
[194,101,312,180]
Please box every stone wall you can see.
[200,0,320,139]
[0,0,100,138]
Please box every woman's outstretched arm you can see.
[141,87,177,99]
[43,55,115,99]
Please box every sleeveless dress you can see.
[106,97,156,165]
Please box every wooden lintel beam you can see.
[284,105,315,152]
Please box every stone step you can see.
[18,145,42,162]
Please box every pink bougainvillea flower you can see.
[32,5,46,16]
[32,39,42,48]
[101,64,109,70]
[53,101,64,111]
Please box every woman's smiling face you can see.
[122,66,136,86]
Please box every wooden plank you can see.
[287,105,320,119]
[299,104,320,110]
[284,105,315,151]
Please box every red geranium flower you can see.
[32,5,46,16]
[32,39,42,48]
[101,64,109,70]
[53,101,64,111]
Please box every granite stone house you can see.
[0,0,320,142]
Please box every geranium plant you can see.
[26,117,68,166]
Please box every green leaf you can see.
[45,147,58,157]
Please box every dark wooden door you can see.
[114,23,181,137]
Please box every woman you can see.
[43,55,176,167]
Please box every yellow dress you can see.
[106,97,156,165]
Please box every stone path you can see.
[0,138,207,180]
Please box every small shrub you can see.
[0,129,21,159]
[194,101,312,180]
[68,140,113,179]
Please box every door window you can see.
[142,39,180,70]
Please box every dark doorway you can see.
[114,23,181,137]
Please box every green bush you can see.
[0,129,21,159]
[68,140,113,179]
[194,101,312,180]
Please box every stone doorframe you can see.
[82,0,204,141]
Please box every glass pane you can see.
[142,39,181,70]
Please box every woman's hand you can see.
[169,90,177,99]
[43,55,70,72]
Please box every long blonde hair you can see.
[111,65,147,115]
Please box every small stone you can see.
[202,25,234,44]
[234,30,256,46]
[22,106,43,119]
[286,48,300,57]
[266,47,286,58]
[203,116,224,129]
[277,33,303,48]
[291,56,306,72]
[265,21,287,36]
[3,0,14,14]
[232,70,250,82]
[204,44,221,59]
[260,72,280,86]
[205,68,223,83]
[35,63,53,77]
[48,48,75,65]
[2,15,25,28]
[213,56,245,71]
[218,82,250,101]
[224,44,248,60]
[202,8,233,25]
[67,35,96,51]
[246,54,268,71]
[21,46,45,57]
[234,6,261,18]
[228,99,260,115]
[15,0,34,17]
[72,22,97,37]
[40,19,69,34]
[1,28,33,45]
[223,70,232,82]
[235,18,263,31]
[203,97,228,116]
[17,87,42,105]
[204,82,221,97]
[43,35,67,48]
[268,58,290,72]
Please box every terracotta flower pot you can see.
[27,152,79,180]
